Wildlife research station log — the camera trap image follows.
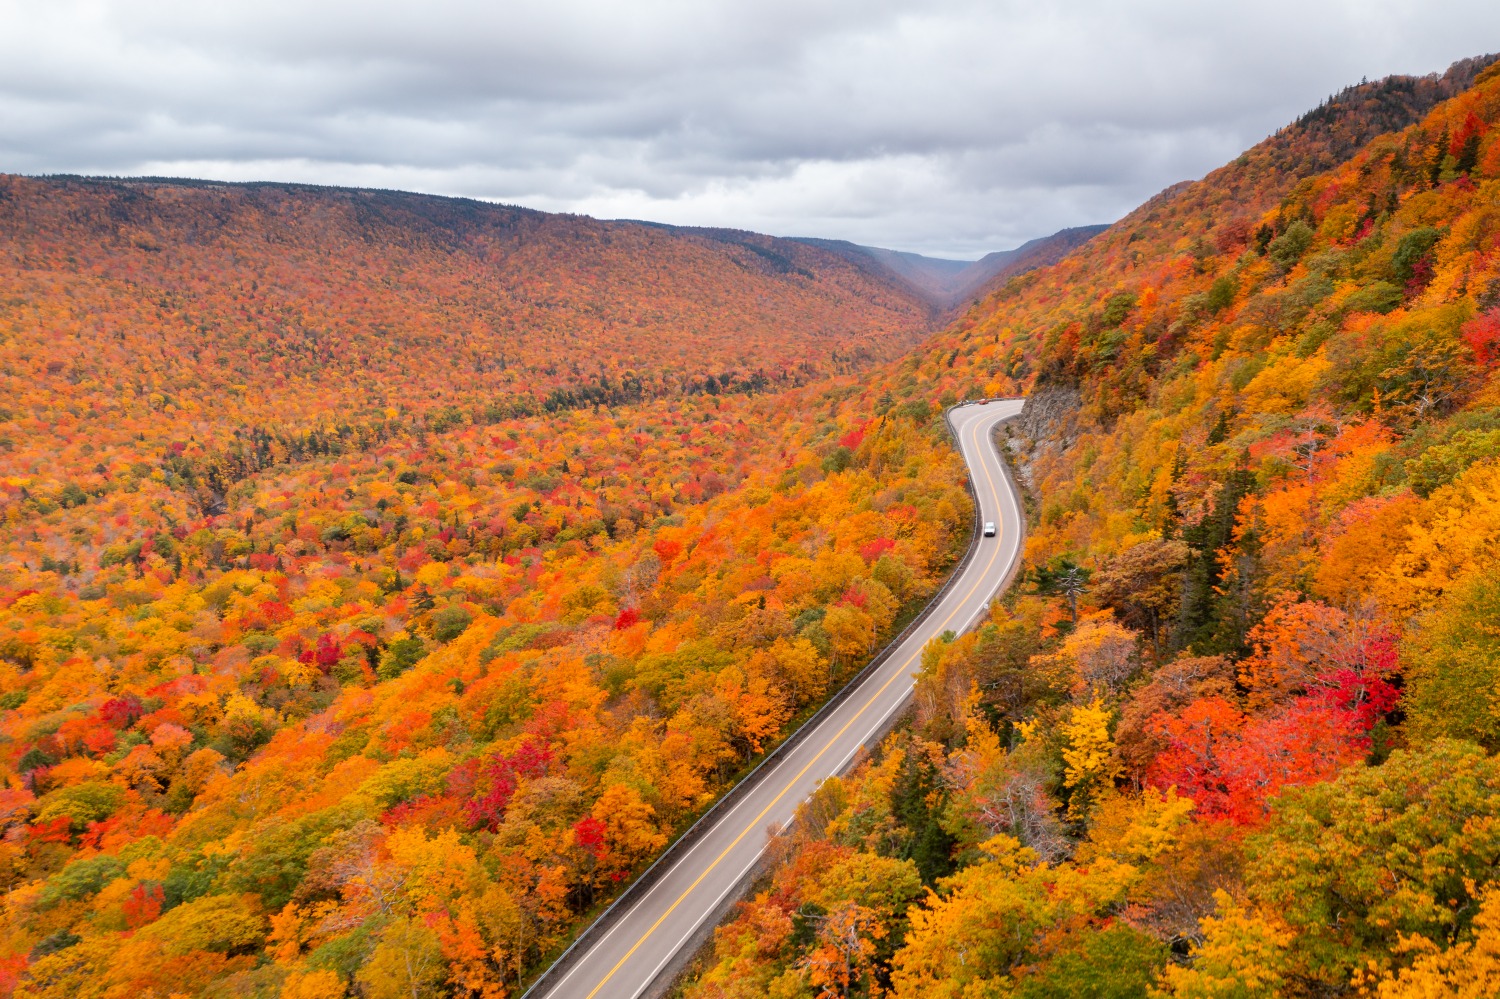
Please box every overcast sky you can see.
[3,2,1498,257]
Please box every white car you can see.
[983,521,997,537]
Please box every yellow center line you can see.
[581,409,1009,999]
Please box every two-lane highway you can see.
[527,398,1027,999]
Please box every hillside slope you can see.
[792,241,969,311]
[0,176,936,506]
[0,183,973,996]
[7,50,1500,999]
[678,55,1500,999]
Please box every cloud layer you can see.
[4,1,1498,256]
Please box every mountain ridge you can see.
[7,49,1500,999]
[792,225,1111,312]
[676,50,1500,999]
[24,174,1111,320]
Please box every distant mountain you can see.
[821,245,971,306]
[793,225,1110,312]
[944,226,1113,306]
[0,175,941,456]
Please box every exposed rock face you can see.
[1004,388,1083,496]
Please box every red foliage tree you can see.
[460,739,555,830]
[1463,308,1500,367]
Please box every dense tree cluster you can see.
[0,177,961,996]
[0,176,934,524]
[680,58,1500,999]
[0,371,971,997]
[8,50,1500,999]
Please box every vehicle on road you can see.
[525,399,1026,999]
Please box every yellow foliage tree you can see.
[823,605,876,664]
[1364,883,1500,998]
[1152,891,1293,999]
[280,969,346,999]
[1061,697,1120,820]
[355,917,447,999]
[591,783,668,876]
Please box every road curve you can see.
[527,398,1027,999]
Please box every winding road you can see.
[526,398,1027,999]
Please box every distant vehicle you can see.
[983,522,996,537]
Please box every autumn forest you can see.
[5,50,1500,999]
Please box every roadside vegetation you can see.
[679,56,1500,999]
[6,52,1500,999]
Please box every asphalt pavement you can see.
[527,398,1028,999]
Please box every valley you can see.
[3,48,1500,999]
[530,400,1024,999]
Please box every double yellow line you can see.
[581,409,1011,999]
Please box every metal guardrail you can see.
[519,399,1025,999]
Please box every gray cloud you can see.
[3,0,1498,256]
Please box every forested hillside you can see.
[678,56,1500,999]
[0,177,964,998]
[7,48,1500,999]
[0,175,937,518]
